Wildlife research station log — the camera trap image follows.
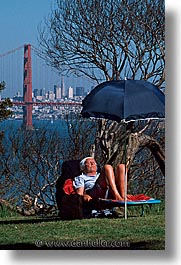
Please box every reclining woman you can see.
[73,157,130,202]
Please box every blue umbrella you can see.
[81,79,165,123]
[81,79,165,219]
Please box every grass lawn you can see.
[0,204,165,250]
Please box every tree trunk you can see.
[126,133,165,175]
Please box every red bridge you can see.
[12,101,81,106]
[0,44,82,129]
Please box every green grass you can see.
[0,204,165,250]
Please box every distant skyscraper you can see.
[16,91,21,97]
[76,86,84,97]
[34,88,40,98]
[48,90,55,100]
[40,88,46,97]
[54,85,57,97]
[57,86,61,99]
[68,86,74,99]
[61,77,65,98]
[54,85,61,100]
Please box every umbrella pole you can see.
[124,123,127,219]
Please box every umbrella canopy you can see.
[81,80,165,122]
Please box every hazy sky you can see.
[0,0,52,53]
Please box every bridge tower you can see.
[22,44,33,129]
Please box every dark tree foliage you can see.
[0,81,13,153]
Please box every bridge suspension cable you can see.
[0,45,24,58]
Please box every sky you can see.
[0,0,53,53]
[0,0,94,97]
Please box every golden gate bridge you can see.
[0,44,81,129]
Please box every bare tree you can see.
[63,113,97,160]
[0,125,62,214]
[38,0,165,87]
[37,0,165,197]
[0,116,97,215]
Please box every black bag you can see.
[56,160,81,212]
[60,194,83,220]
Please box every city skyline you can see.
[0,46,95,99]
[11,84,90,101]
[0,77,93,101]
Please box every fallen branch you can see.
[0,196,57,217]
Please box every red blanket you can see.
[63,178,150,201]
[126,194,151,201]
[63,179,75,195]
